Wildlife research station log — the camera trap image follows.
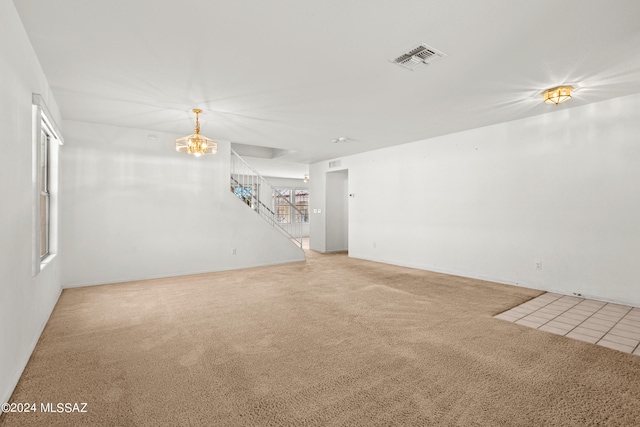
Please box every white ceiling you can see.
[14,0,640,170]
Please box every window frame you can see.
[273,187,310,224]
[233,184,259,209]
[32,94,63,276]
[294,188,309,223]
[273,188,292,224]
[39,127,51,260]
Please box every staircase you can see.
[230,149,305,249]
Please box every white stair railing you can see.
[230,150,304,248]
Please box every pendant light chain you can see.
[194,109,201,134]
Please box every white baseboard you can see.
[62,258,306,289]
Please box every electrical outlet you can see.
[535,261,542,270]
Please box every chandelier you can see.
[175,109,217,156]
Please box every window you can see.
[274,188,291,224]
[294,189,309,223]
[32,94,62,275]
[234,185,255,207]
[273,187,309,224]
[39,126,51,259]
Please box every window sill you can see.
[40,253,57,271]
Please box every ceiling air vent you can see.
[391,43,446,70]
[329,160,341,168]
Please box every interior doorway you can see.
[325,169,349,252]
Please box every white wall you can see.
[311,93,640,307]
[265,176,308,189]
[0,1,63,405]
[60,120,305,287]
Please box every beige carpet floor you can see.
[3,251,640,426]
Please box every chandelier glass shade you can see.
[542,85,573,105]
[175,109,217,156]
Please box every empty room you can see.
[2,0,640,425]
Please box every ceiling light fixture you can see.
[175,109,217,157]
[542,85,573,105]
[331,137,347,143]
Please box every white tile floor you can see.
[495,293,640,355]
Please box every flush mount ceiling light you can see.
[331,137,348,143]
[175,109,217,157]
[543,85,573,105]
